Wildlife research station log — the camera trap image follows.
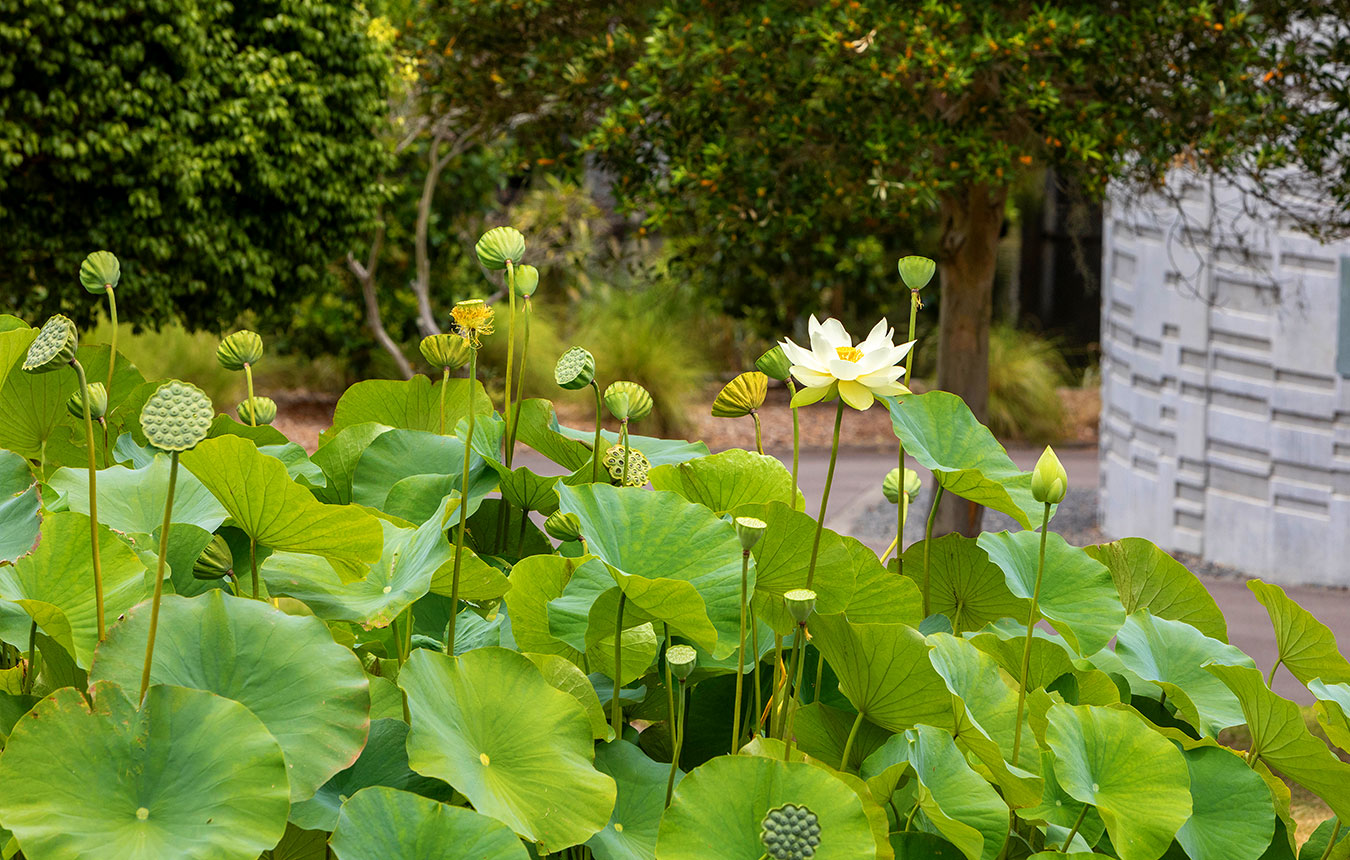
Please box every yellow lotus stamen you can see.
[450,299,495,347]
[835,346,863,362]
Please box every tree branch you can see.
[346,222,414,380]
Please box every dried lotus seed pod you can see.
[66,382,108,421]
[711,371,767,418]
[474,226,526,270]
[216,330,263,371]
[140,380,214,452]
[554,347,596,390]
[79,250,121,295]
[603,444,650,487]
[236,396,277,426]
[22,314,78,373]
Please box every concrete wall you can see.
[1099,180,1350,586]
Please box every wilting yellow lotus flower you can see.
[778,316,914,411]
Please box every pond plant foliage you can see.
[0,242,1348,859]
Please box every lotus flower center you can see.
[835,346,863,362]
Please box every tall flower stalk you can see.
[216,331,264,428]
[780,589,815,760]
[732,517,766,751]
[420,334,470,435]
[893,256,935,573]
[756,347,797,504]
[664,644,696,807]
[79,250,121,392]
[711,372,768,455]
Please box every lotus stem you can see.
[438,367,450,435]
[22,620,37,696]
[782,624,807,760]
[786,380,800,506]
[895,292,920,573]
[880,535,899,564]
[1319,821,1343,860]
[1060,804,1089,853]
[590,381,604,483]
[733,550,750,751]
[105,287,118,392]
[611,591,627,735]
[751,411,764,455]
[1266,657,1283,689]
[804,401,844,590]
[503,261,517,463]
[1011,501,1052,766]
[243,363,257,427]
[72,360,105,642]
[250,538,259,600]
[446,347,479,655]
[768,633,784,736]
[100,418,110,469]
[507,297,532,465]
[921,483,945,617]
[813,645,824,704]
[620,420,631,487]
[139,450,179,702]
[750,607,762,739]
[839,709,865,771]
[663,622,676,766]
[665,675,686,808]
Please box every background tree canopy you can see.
[0,0,391,330]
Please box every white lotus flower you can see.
[778,316,914,411]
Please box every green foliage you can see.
[0,0,391,330]
[986,326,1070,444]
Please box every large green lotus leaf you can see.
[906,725,1009,860]
[49,455,228,535]
[1173,744,1274,860]
[1300,819,1350,860]
[1112,610,1254,737]
[525,651,612,741]
[0,691,37,750]
[1045,703,1192,860]
[1016,749,1105,852]
[503,554,585,663]
[0,450,39,562]
[0,511,148,667]
[927,633,1038,773]
[1248,580,1350,686]
[182,435,383,563]
[809,613,955,732]
[739,500,855,635]
[588,739,674,860]
[969,623,1076,692]
[842,535,923,627]
[656,754,878,859]
[330,787,527,860]
[885,391,1050,529]
[464,498,553,563]
[486,460,562,515]
[558,483,745,657]
[0,327,31,380]
[89,591,370,801]
[558,421,710,468]
[289,719,453,832]
[516,398,595,470]
[351,428,495,515]
[901,535,1027,634]
[310,422,393,504]
[259,824,327,860]
[649,449,804,515]
[1206,664,1350,818]
[323,375,491,441]
[1083,538,1227,642]
[0,681,288,860]
[544,558,660,684]
[1308,679,1350,753]
[791,701,893,773]
[891,833,968,859]
[399,647,616,851]
[977,530,1123,655]
[207,414,290,447]
[258,443,327,487]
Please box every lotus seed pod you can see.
[79,250,121,295]
[734,516,767,552]
[449,299,495,347]
[604,381,653,422]
[66,382,108,421]
[544,511,582,542]
[667,644,697,681]
[140,380,214,452]
[603,444,650,487]
[475,226,526,270]
[216,330,263,370]
[554,347,596,390]
[711,371,768,418]
[760,803,822,860]
[512,264,540,298]
[783,589,817,625]
[1031,445,1068,505]
[881,467,922,505]
[897,254,936,290]
[237,396,277,426]
[192,535,234,581]
[22,314,78,373]
[755,345,792,382]
[420,333,471,370]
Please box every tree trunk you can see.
[347,223,414,380]
[934,184,1005,537]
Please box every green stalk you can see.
[782,626,807,760]
[507,297,532,465]
[619,420,631,487]
[611,592,628,735]
[786,380,800,506]
[769,633,784,736]
[733,550,750,752]
[751,610,762,738]
[250,538,259,600]
[921,483,945,617]
[804,401,845,589]
[663,622,676,742]
[751,411,764,455]
[1319,820,1342,860]
[503,261,517,463]
[72,360,105,642]
[105,287,118,392]
[100,418,110,469]
[812,645,824,704]
[139,451,179,702]
[438,367,450,435]
[445,347,479,655]
[243,363,257,427]
[22,620,37,696]
[839,709,865,771]
[896,290,920,573]
[1060,804,1089,853]
[665,675,686,807]
[590,381,604,483]
[1266,657,1283,688]
[1010,501,1053,766]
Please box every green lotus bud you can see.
[603,444,650,487]
[555,347,596,390]
[475,226,526,270]
[711,371,768,418]
[22,314,78,373]
[420,333,472,370]
[192,535,234,581]
[897,255,936,290]
[882,468,921,505]
[513,264,540,298]
[140,380,214,452]
[237,396,277,426]
[783,588,817,625]
[217,330,263,371]
[79,250,121,295]
[760,803,821,860]
[604,381,653,423]
[667,644,697,681]
[734,516,767,552]
[544,511,582,542]
[755,345,792,382]
[1031,445,1068,505]
[67,382,108,421]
